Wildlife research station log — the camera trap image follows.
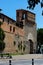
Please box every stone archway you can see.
[29,39,33,54]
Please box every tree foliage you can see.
[0,40,5,51]
[37,28,43,45]
[27,0,43,15]
[0,21,5,52]
[0,28,5,41]
[37,28,43,53]
[27,0,40,9]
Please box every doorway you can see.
[29,39,33,54]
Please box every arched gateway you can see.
[29,39,33,54]
[28,33,34,54]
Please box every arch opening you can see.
[29,39,34,54]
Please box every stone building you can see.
[0,9,37,54]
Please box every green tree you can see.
[37,28,43,53]
[0,40,5,51]
[37,28,43,45]
[0,21,5,52]
[27,0,43,15]
[27,0,40,9]
[0,28,5,41]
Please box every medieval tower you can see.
[0,9,37,54]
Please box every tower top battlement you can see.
[16,9,35,15]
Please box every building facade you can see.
[0,9,37,54]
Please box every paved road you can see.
[0,59,43,65]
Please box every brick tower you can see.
[16,9,37,54]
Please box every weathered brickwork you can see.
[0,9,37,54]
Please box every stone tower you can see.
[16,9,37,54]
[0,9,37,54]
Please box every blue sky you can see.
[0,0,43,28]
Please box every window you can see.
[17,12,19,16]
[22,14,27,20]
[20,22,23,29]
[22,14,25,20]
[3,18,4,22]
[10,26,12,32]
[0,15,1,18]
[0,15,3,19]
[16,22,20,27]
[13,27,15,32]
[16,22,23,29]
[8,19,9,24]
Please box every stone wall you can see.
[0,9,37,54]
[3,32,15,53]
[24,22,37,53]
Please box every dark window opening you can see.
[22,14,25,20]
[10,26,12,32]
[3,18,4,22]
[0,15,2,18]
[22,16,24,20]
[13,27,15,32]
[20,22,23,29]
[16,21,23,29]
[22,14,27,20]
[8,19,9,24]
[16,22,20,27]
[20,21,23,25]
[0,15,1,18]
[17,12,19,16]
